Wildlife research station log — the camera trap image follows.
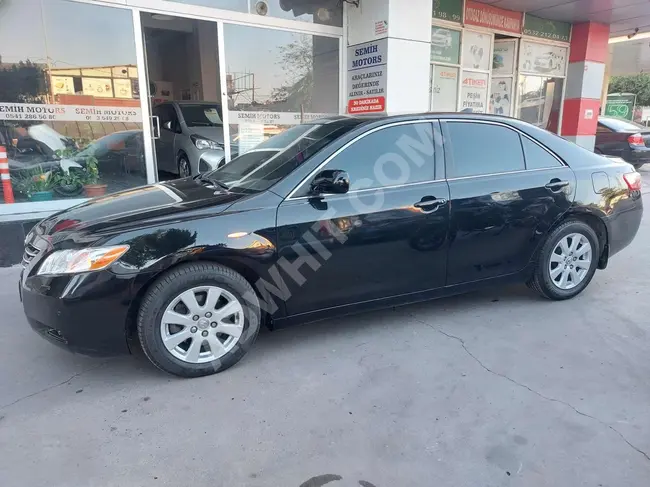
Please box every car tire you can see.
[178,154,192,178]
[137,262,261,378]
[527,219,599,300]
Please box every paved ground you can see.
[1,170,649,487]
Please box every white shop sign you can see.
[346,38,388,113]
[0,103,142,123]
[231,111,335,125]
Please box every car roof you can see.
[307,112,530,126]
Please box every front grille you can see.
[22,242,41,266]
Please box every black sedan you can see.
[596,116,650,169]
[20,114,643,377]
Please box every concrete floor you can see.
[1,171,649,487]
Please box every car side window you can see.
[446,122,524,178]
[521,136,562,170]
[596,123,611,134]
[310,123,435,193]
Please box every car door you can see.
[442,120,575,286]
[152,104,178,173]
[275,121,450,316]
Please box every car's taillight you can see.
[627,133,645,146]
[623,172,642,191]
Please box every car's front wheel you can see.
[528,220,599,300]
[137,262,260,377]
[178,154,192,178]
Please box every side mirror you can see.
[162,120,173,131]
[310,169,350,195]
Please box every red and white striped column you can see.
[561,22,610,150]
[0,145,15,204]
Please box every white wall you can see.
[385,38,431,113]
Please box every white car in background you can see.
[152,101,230,177]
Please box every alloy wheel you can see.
[548,233,592,290]
[160,286,244,363]
[179,157,191,178]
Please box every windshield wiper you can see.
[193,174,230,192]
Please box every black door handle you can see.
[545,179,570,192]
[414,197,447,213]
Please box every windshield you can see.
[206,121,361,193]
[179,104,223,127]
[600,117,647,132]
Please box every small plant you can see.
[15,166,54,200]
[82,155,100,185]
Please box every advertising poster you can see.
[519,41,568,76]
[430,27,461,64]
[238,123,266,154]
[347,38,388,113]
[492,40,516,75]
[431,66,459,112]
[460,72,488,113]
[113,78,133,99]
[81,77,114,98]
[50,76,75,95]
[462,31,491,71]
[605,94,636,120]
[490,78,513,116]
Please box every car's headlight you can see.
[191,134,222,151]
[37,245,129,276]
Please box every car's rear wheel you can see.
[528,220,599,300]
[137,262,260,378]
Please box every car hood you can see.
[36,178,244,242]
[186,126,224,144]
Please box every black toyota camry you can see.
[20,113,643,377]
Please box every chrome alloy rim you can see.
[179,158,191,178]
[548,233,592,290]
[160,286,244,363]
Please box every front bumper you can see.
[20,268,146,356]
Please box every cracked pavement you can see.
[0,170,649,487]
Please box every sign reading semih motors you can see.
[347,38,387,114]
[464,0,523,35]
[0,102,142,123]
[523,14,571,43]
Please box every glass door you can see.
[138,11,228,181]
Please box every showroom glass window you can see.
[0,0,145,205]
[222,24,340,159]
[516,40,568,134]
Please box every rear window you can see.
[599,117,646,132]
